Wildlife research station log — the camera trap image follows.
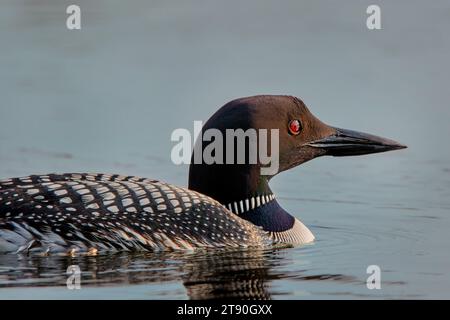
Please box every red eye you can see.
[288,119,302,135]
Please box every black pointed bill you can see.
[306,127,407,156]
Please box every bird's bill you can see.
[306,127,407,156]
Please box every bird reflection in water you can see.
[0,247,357,299]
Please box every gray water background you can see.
[0,0,449,299]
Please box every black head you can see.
[188,95,406,206]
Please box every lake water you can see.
[0,0,449,299]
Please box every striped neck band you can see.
[225,194,275,215]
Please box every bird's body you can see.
[0,95,405,255]
[0,173,278,254]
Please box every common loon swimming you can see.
[0,95,406,255]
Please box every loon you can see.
[0,95,406,255]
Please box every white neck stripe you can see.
[225,194,275,215]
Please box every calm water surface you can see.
[0,0,449,299]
